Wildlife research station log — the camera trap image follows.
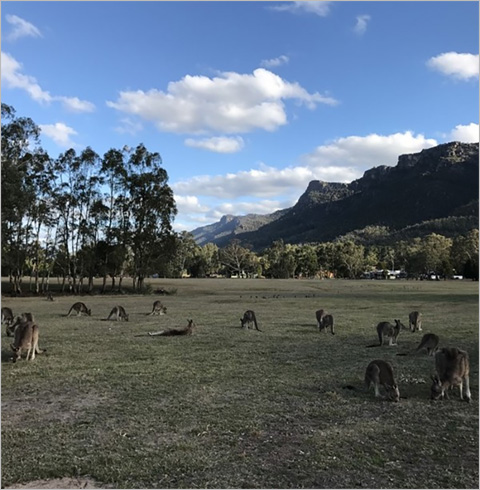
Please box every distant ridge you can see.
[190,142,479,249]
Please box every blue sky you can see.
[2,1,479,232]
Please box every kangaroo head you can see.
[385,383,400,402]
[430,374,443,400]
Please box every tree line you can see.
[1,103,478,295]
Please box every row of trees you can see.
[2,103,478,295]
[171,231,479,280]
[2,103,177,294]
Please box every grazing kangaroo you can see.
[107,305,129,321]
[149,300,167,315]
[241,310,261,331]
[6,313,35,337]
[320,314,335,335]
[315,309,326,330]
[10,320,44,362]
[67,302,91,317]
[409,311,422,332]
[148,319,196,337]
[415,333,439,356]
[1,307,14,326]
[431,347,471,402]
[364,360,400,402]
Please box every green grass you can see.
[1,278,478,488]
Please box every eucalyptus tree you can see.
[1,103,42,294]
[123,144,177,290]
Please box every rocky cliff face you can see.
[229,142,479,249]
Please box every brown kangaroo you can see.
[315,309,326,330]
[431,347,471,402]
[107,305,129,321]
[67,302,91,317]
[10,320,44,362]
[148,319,196,337]
[149,300,167,316]
[240,310,261,331]
[2,307,14,327]
[6,313,35,337]
[364,360,400,402]
[409,311,422,332]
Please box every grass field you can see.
[1,278,478,489]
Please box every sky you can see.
[1,1,479,233]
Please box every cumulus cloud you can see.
[270,1,332,17]
[174,195,210,214]
[107,68,337,134]
[184,136,245,153]
[114,117,143,135]
[449,123,479,143]
[1,52,95,111]
[302,131,438,168]
[427,52,479,80]
[5,14,42,41]
[354,15,371,35]
[260,55,289,68]
[39,123,78,148]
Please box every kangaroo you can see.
[409,311,422,332]
[148,319,196,337]
[376,320,405,346]
[107,305,129,321]
[67,302,91,317]
[240,310,261,331]
[364,360,400,402]
[315,309,326,330]
[149,300,167,316]
[1,307,14,326]
[46,292,54,301]
[320,314,335,335]
[6,313,35,337]
[10,320,44,362]
[431,347,471,402]
[415,333,439,356]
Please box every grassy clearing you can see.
[1,278,478,488]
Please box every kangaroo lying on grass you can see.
[10,319,44,362]
[431,347,471,402]
[364,360,400,402]
[241,310,261,331]
[148,319,196,337]
[107,305,129,321]
[149,300,167,315]
[67,302,91,317]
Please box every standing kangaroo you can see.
[107,305,129,321]
[66,302,91,317]
[241,310,261,331]
[6,313,35,337]
[376,320,405,346]
[364,360,400,402]
[320,314,335,335]
[315,309,326,330]
[149,300,167,315]
[409,311,422,332]
[148,319,196,337]
[431,347,471,402]
[1,307,14,326]
[10,320,44,362]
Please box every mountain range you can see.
[190,141,479,250]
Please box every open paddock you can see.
[1,278,478,488]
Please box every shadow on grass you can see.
[1,348,13,363]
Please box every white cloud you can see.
[174,195,210,214]
[184,136,245,153]
[427,52,479,80]
[6,14,42,41]
[107,68,337,134]
[270,1,332,17]
[1,51,96,111]
[39,123,78,148]
[354,15,371,36]
[261,55,290,69]
[449,123,479,143]
[302,131,438,168]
